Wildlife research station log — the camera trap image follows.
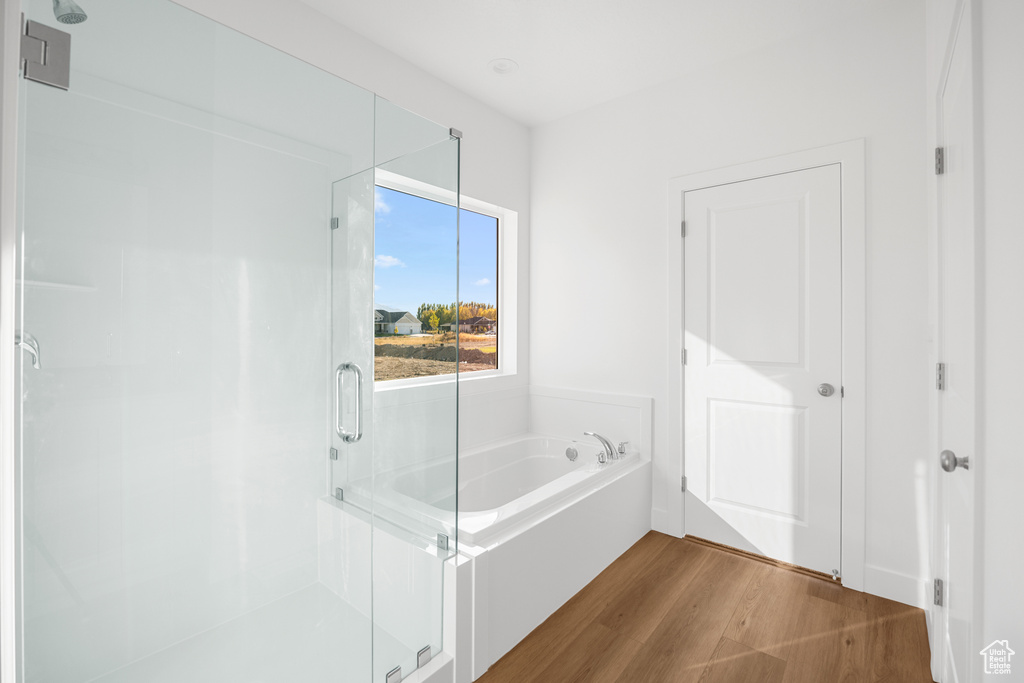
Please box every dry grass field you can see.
[373,332,494,347]
[373,333,497,381]
[374,356,496,381]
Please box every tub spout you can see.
[584,431,617,463]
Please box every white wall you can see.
[531,0,930,606]
[977,0,1024,659]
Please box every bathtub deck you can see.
[475,531,935,683]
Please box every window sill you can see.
[374,366,515,393]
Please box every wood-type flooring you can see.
[476,532,935,683]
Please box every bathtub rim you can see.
[376,433,648,549]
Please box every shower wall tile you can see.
[20,70,338,681]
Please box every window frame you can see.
[373,169,517,391]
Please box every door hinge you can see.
[840,386,845,398]
[330,217,339,230]
[681,220,686,237]
[681,475,687,492]
[935,147,945,175]
[329,447,338,461]
[21,18,71,91]
[934,578,944,606]
[936,362,946,391]
[681,348,687,365]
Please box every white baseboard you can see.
[651,506,672,535]
[863,563,929,609]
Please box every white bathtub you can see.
[382,435,642,547]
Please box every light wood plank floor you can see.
[476,532,935,683]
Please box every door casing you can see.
[665,140,866,591]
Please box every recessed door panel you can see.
[710,199,804,367]
[709,400,807,521]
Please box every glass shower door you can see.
[371,130,460,681]
[330,103,460,681]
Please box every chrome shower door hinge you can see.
[417,645,432,668]
[334,487,344,502]
[436,533,449,552]
[385,665,402,683]
[330,447,338,461]
[21,18,72,90]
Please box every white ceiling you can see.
[297,0,871,126]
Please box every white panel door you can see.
[683,165,842,576]
[936,4,977,681]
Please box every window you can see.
[373,182,510,383]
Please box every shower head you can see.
[53,0,87,24]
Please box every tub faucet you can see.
[584,432,617,463]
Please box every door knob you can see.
[940,449,969,472]
[817,383,835,397]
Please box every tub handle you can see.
[335,362,363,443]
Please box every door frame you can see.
[1,2,23,682]
[665,140,866,591]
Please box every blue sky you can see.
[373,186,498,315]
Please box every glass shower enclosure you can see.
[10,0,458,681]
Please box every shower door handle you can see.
[335,362,363,443]
[15,331,41,369]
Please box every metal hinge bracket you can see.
[385,665,402,683]
[417,646,432,669]
[936,362,946,391]
[21,18,71,90]
[681,475,687,492]
[334,487,344,502]
[681,220,686,237]
[449,127,463,140]
[934,578,943,606]
[682,348,687,365]
[330,447,338,461]
[935,147,945,175]
[331,217,339,230]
